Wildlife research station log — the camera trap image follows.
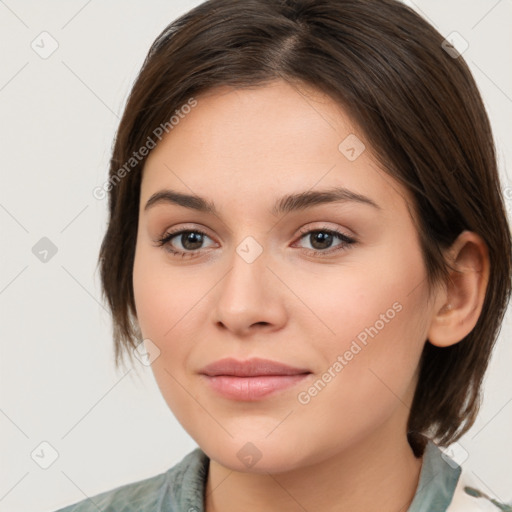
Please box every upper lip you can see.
[199,357,311,377]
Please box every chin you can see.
[197,434,310,474]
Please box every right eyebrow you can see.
[145,189,216,213]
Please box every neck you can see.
[204,420,424,512]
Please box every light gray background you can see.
[0,1,511,511]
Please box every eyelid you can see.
[295,222,355,239]
[155,223,216,240]
[156,221,353,241]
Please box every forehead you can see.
[140,80,413,219]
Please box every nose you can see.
[212,243,287,336]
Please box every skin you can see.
[132,80,490,512]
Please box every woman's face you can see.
[133,80,436,472]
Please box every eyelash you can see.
[155,225,356,259]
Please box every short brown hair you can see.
[98,0,512,449]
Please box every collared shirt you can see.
[53,440,511,512]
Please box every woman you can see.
[55,0,512,510]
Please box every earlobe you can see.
[427,230,490,348]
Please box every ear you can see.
[427,230,490,348]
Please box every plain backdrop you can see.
[0,1,511,511]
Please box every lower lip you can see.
[201,374,310,401]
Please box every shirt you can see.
[53,440,511,512]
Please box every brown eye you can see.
[295,227,356,257]
[155,229,215,258]
[176,231,205,251]
[306,231,335,250]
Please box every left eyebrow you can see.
[143,186,381,215]
[271,187,381,215]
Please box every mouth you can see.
[198,357,312,401]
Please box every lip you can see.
[199,357,311,377]
[198,357,312,401]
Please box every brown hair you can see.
[98,0,511,449]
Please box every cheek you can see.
[295,243,428,404]
[132,255,168,341]
[132,248,198,422]
[132,244,214,403]
[290,285,427,459]
[132,242,199,342]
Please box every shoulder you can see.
[408,439,511,512]
[53,471,167,512]
[447,467,512,512]
[52,447,208,512]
